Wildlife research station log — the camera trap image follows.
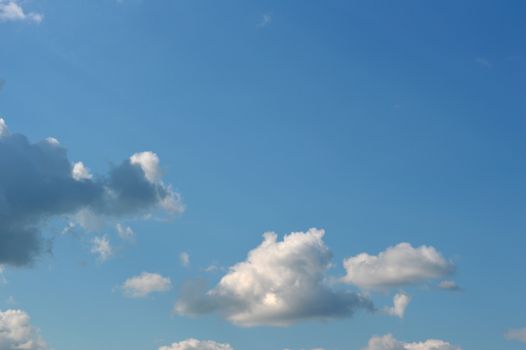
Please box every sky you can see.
[0,1,525,350]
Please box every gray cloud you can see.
[0,119,183,266]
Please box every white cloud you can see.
[0,309,49,350]
[384,293,410,319]
[45,137,59,146]
[505,327,526,343]
[342,243,453,290]
[0,1,43,23]
[175,228,372,327]
[130,151,162,184]
[72,162,93,181]
[116,223,134,241]
[121,272,172,298]
[159,338,233,350]
[363,334,461,350]
[91,236,112,262]
[180,252,190,267]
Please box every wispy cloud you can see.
[257,13,272,28]
[91,236,113,262]
[475,57,492,69]
[180,252,190,267]
[0,1,43,23]
[505,327,526,343]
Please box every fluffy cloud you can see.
[0,309,49,350]
[159,338,233,350]
[175,228,373,327]
[342,243,453,290]
[0,118,183,266]
[0,1,42,23]
[72,161,93,181]
[121,272,172,298]
[363,334,461,350]
[505,327,526,343]
[384,293,411,319]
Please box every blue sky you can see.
[0,1,525,350]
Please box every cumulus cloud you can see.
[363,334,461,350]
[72,161,93,181]
[384,293,411,319]
[0,118,183,266]
[342,243,454,290]
[175,228,373,327]
[0,1,43,23]
[121,272,172,298]
[0,309,49,350]
[159,338,233,350]
[505,327,526,343]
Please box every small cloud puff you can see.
[363,334,461,350]
[438,280,461,292]
[0,1,43,23]
[384,293,411,319]
[180,252,190,267]
[342,243,454,290]
[121,272,172,298]
[159,338,233,350]
[91,236,113,262]
[116,223,135,241]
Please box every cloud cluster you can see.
[0,119,183,266]
[159,338,233,350]
[342,243,454,290]
[0,1,42,23]
[175,228,373,327]
[0,309,49,350]
[121,272,172,298]
[363,334,461,350]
